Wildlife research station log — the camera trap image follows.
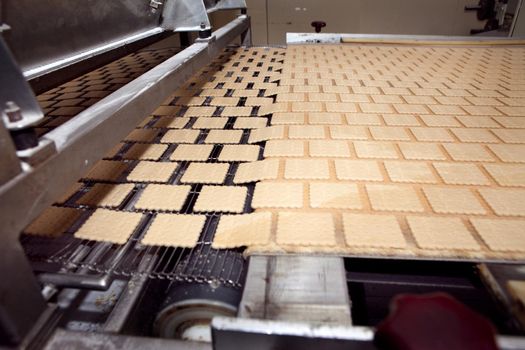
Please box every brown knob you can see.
[311,21,326,33]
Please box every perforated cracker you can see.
[345,114,382,126]
[384,161,437,184]
[310,182,362,209]
[153,117,191,129]
[234,159,280,184]
[291,102,323,112]
[326,102,357,113]
[77,184,134,207]
[264,140,304,157]
[245,97,273,106]
[383,115,420,126]
[192,117,228,129]
[219,145,260,162]
[478,189,525,216]
[210,97,240,106]
[284,159,330,179]
[169,144,213,161]
[450,129,498,143]
[309,140,351,157]
[271,112,306,125]
[212,212,272,248]
[127,161,178,183]
[343,214,406,248]
[334,159,383,181]
[180,162,229,184]
[423,187,486,215]
[354,141,398,159]
[330,126,368,140]
[248,126,285,143]
[233,117,267,129]
[433,163,489,185]
[470,218,525,252]
[185,106,216,117]
[205,129,243,144]
[428,105,466,115]
[366,184,424,212]
[175,96,206,106]
[161,129,200,144]
[276,212,336,246]
[483,164,525,187]
[75,209,143,244]
[193,186,247,213]
[123,144,168,160]
[25,207,82,237]
[370,126,411,141]
[135,184,190,211]
[152,106,181,116]
[489,144,525,163]
[288,125,326,139]
[407,216,480,250]
[221,106,253,117]
[252,182,303,208]
[492,129,525,144]
[410,127,454,142]
[141,214,205,247]
[444,144,494,162]
[308,112,343,125]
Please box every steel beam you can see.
[212,317,374,350]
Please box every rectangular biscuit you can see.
[127,161,178,183]
[141,214,205,247]
[193,186,248,213]
[212,212,272,248]
[75,209,143,244]
[77,184,134,207]
[233,159,279,184]
[276,212,336,246]
[180,162,229,184]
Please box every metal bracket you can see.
[161,0,211,32]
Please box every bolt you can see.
[200,22,206,30]
[4,101,23,122]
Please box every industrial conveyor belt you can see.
[22,41,525,281]
[22,46,284,286]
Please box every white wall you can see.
[246,0,485,45]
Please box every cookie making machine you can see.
[1,1,525,349]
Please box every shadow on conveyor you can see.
[345,258,521,334]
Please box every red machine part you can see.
[375,293,499,350]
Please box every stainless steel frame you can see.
[2,0,247,92]
[0,14,250,345]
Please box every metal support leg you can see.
[240,16,252,46]
[238,256,352,324]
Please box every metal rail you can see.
[0,14,250,345]
[286,32,525,44]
